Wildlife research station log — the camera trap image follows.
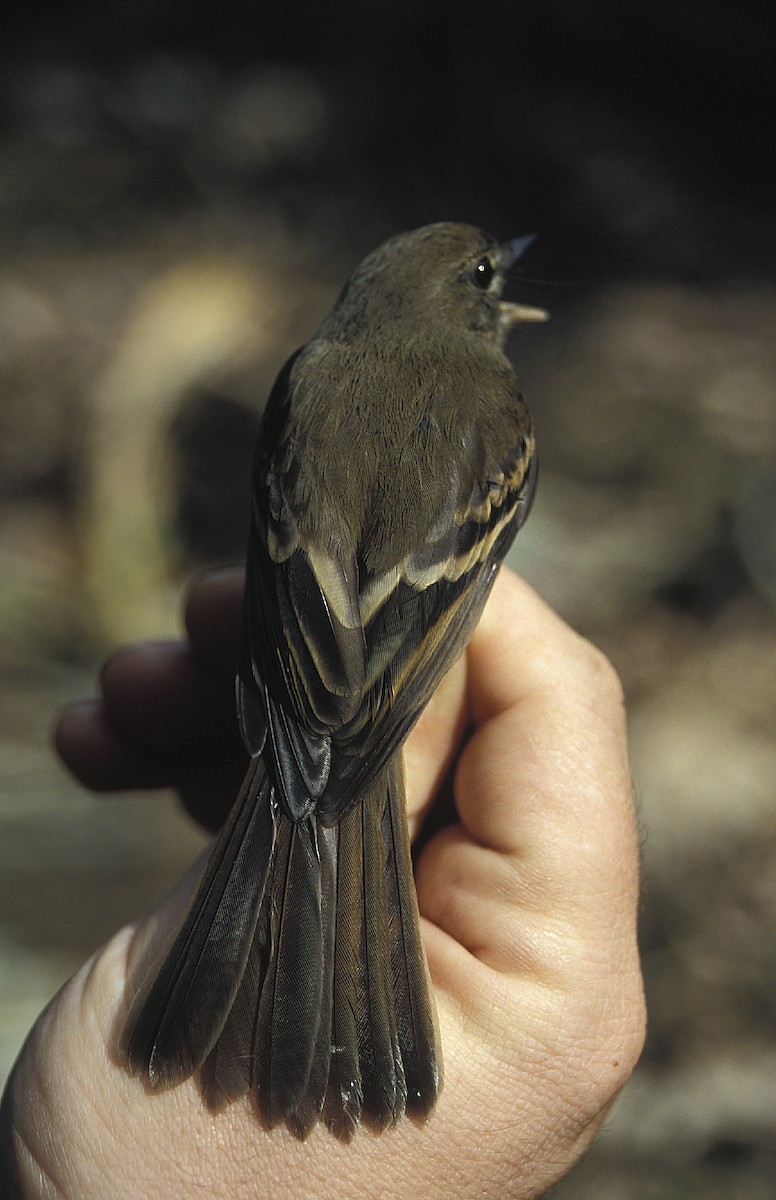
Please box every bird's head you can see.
[328,222,548,346]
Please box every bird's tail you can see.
[321,754,441,1137]
[122,754,440,1138]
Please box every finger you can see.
[405,569,612,827]
[183,566,244,672]
[99,641,237,755]
[54,567,245,791]
[54,700,178,792]
[463,567,631,862]
[55,638,248,830]
[417,568,638,967]
[403,653,468,822]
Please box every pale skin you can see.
[0,568,645,1199]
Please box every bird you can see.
[122,221,545,1139]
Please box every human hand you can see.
[0,567,645,1199]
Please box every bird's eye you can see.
[472,256,495,290]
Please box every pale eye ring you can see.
[472,256,495,290]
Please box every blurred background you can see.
[1,1,774,1194]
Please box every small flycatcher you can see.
[123,222,544,1138]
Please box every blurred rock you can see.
[79,257,276,645]
[200,66,327,174]
[735,460,776,609]
[611,1054,776,1158]
[0,502,85,664]
[510,284,776,626]
[0,276,72,493]
[626,600,776,868]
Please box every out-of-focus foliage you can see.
[0,3,774,1195]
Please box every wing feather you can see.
[242,357,535,831]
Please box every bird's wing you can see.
[318,422,536,821]
[236,351,369,821]
[238,354,536,825]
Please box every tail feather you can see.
[357,778,403,1128]
[199,912,263,1107]
[122,752,441,1136]
[325,802,365,1137]
[384,756,441,1114]
[286,822,336,1138]
[124,759,274,1088]
[255,817,324,1125]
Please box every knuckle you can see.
[560,1011,646,1142]
[607,995,647,1090]
[582,971,647,1106]
[573,635,626,710]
